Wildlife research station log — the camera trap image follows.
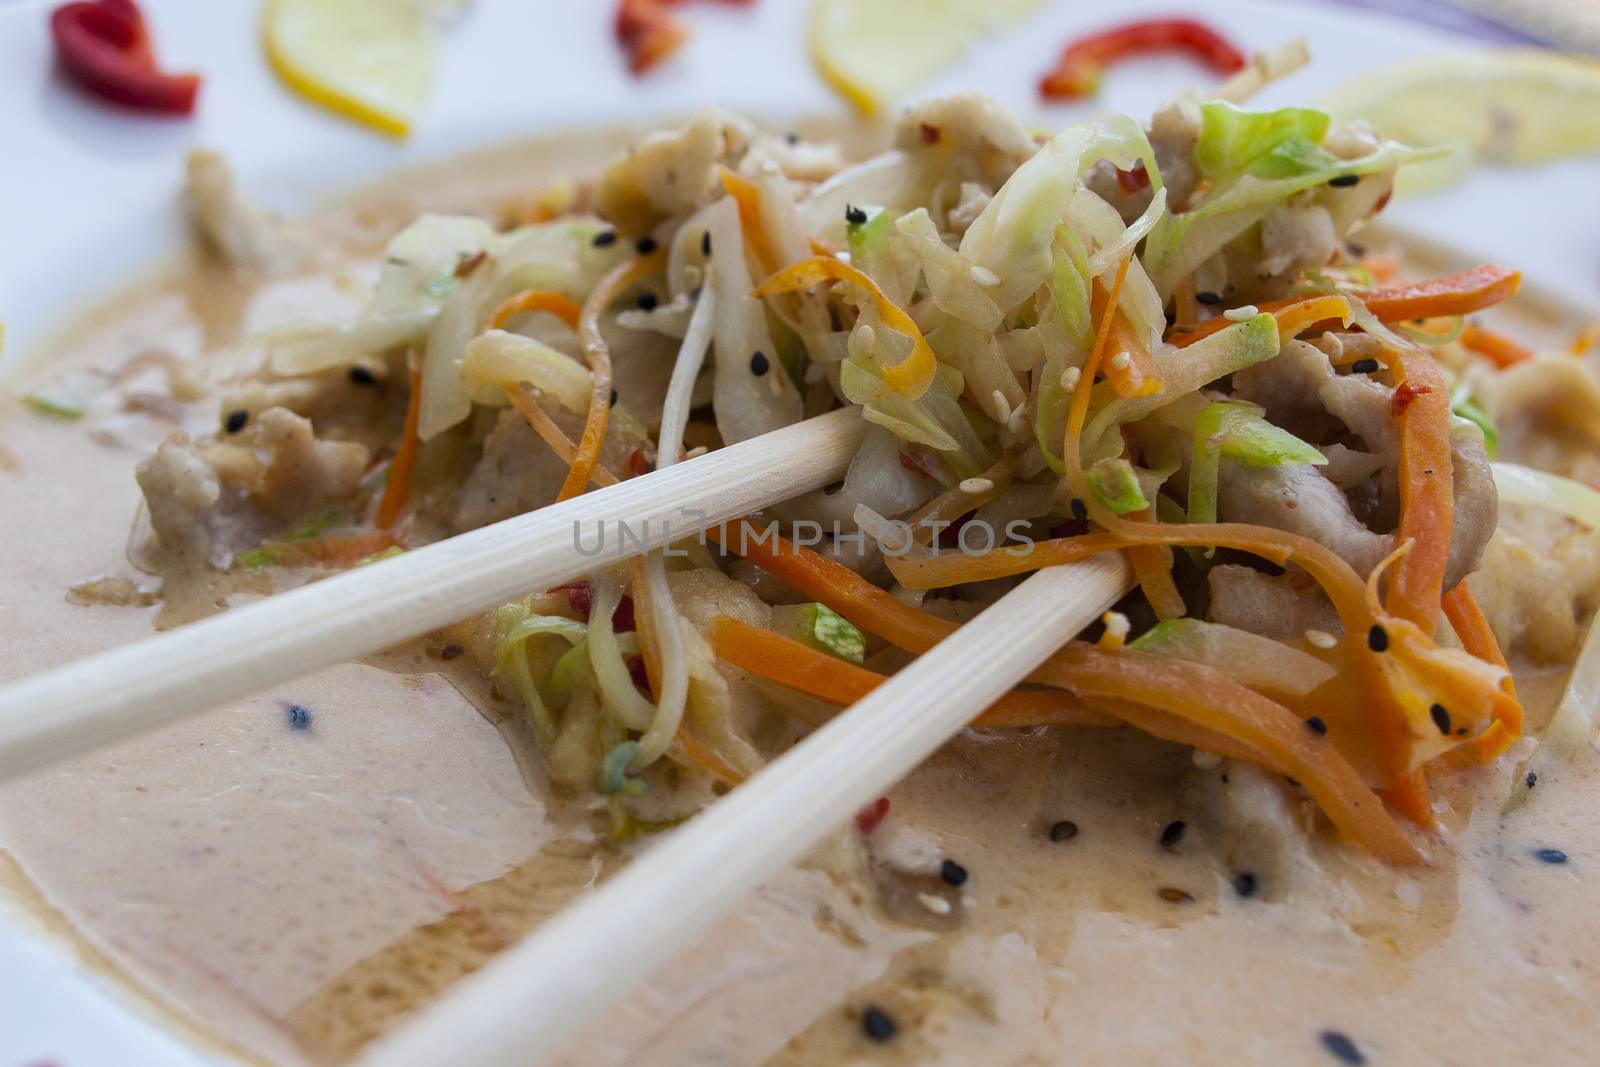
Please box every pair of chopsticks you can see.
[0,405,1130,1065]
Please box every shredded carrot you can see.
[1386,345,1452,631]
[1167,267,1519,347]
[675,726,747,785]
[375,365,423,529]
[710,524,1418,862]
[1127,522,1186,619]
[488,289,582,332]
[629,557,663,699]
[1168,294,1351,348]
[1457,322,1532,367]
[705,614,1115,728]
[1441,584,1523,765]
[560,257,652,501]
[502,385,621,488]
[718,167,781,276]
[1380,771,1435,829]
[1096,291,1163,398]
[753,255,937,399]
[1571,321,1600,356]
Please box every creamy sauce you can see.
[2,130,1600,1067]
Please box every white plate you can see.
[1,0,1596,1062]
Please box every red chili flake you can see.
[855,796,890,834]
[615,0,755,75]
[50,0,201,114]
[627,448,653,478]
[627,655,651,691]
[1039,18,1246,100]
[918,122,941,145]
[1390,381,1432,417]
[1116,163,1151,193]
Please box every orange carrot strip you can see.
[1168,294,1350,348]
[675,727,746,785]
[1351,264,1521,322]
[1460,322,1533,368]
[705,614,1114,728]
[1387,345,1452,631]
[718,167,781,276]
[754,255,937,399]
[375,365,423,529]
[1441,584,1522,765]
[502,385,621,488]
[560,256,651,501]
[1101,302,1163,398]
[488,289,582,331]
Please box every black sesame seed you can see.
[637,291,659,311]
[1070,498,1088,521]
[1536,847,1569,865]
[287,704,311,731]
[1049,819,1079,842]
[349,365,379,386]
[861,1005,897,1042]
[1159,820,1186,849]
[1328,174,1361,188]
[701,231,711,256]
[609,388,620,407]
[1346,241,1368,257]
[1306,716,1328,736]
[845,204,868,226]
[1367,625,1388,653]
[750,351,770,376]
[1232,871,1258,898]
[939,859,968,886]
[224,409,249,434]
[1430,703,1452,735]
[634,235,658,255]
[1319,1030,1366,1065]
[1195,290,1222,305]
[1526,771,1539,790]
[786,131,800,145]
[592,230,617,247]
[1350,358,1380,374]
[440,643,464,661]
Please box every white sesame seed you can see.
[1304,629,1338,650]
[969,264,1001,287]
[1102,611,1131,643]
[1192,749,1223,770]
[1059,366,1081,392]
[917,892,953,915]
[1109,352,1131,371]
[834,250,853,264]
[959,477,994,494]
[1223,304,1259,321]
[991,389,1012,425]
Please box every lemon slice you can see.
[811,0,1041,115]
[1322,50,1600,195]
[263,0,435,138]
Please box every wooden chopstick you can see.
[355,554,1134,1067]
[0,408,866,782]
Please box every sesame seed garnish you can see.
[1328,174,1361,188]
[1535,847,1569,865]
[1224,305,1259,321]
[1159,820,1186,849]
[348,365,379,386]
[1157,887,1193,904]
[224,409,249,434]
[1429,703,1452,735]
[1367,625,1388,652]
[637,291,659,311]
[701,231,711,256]
[969,264,1001,287]
[785,131,799,145]
[634,235,657,255]
[592,230,617,247]
[1195,290,1222,305]
[1049,820,1079,842]
[1319,1030,1366,1064]
[1305,629,1337,649]
[939,859,968,886]
[1350,358,1380,374]
[861,1005,897,1042]
[1233,871,1258,897]
[287,704,311,730]
[844,204,867,225]
[1070,498,1088,521]
[1109,351,1132,371]
[1526,771,1539,789]
[1102,611,1131,645]
[750,351,770,376]
[958,477,993,495]
[1306,716,1328,736]
[917,891,952,914]
[1059,366,1081,392]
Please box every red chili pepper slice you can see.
[50,0,200,114]
[1039,18,1247,100]
[615,0,755,76]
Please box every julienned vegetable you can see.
[50,0,200,115]
[1039,18,1247,99]
[771,603,868,664]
